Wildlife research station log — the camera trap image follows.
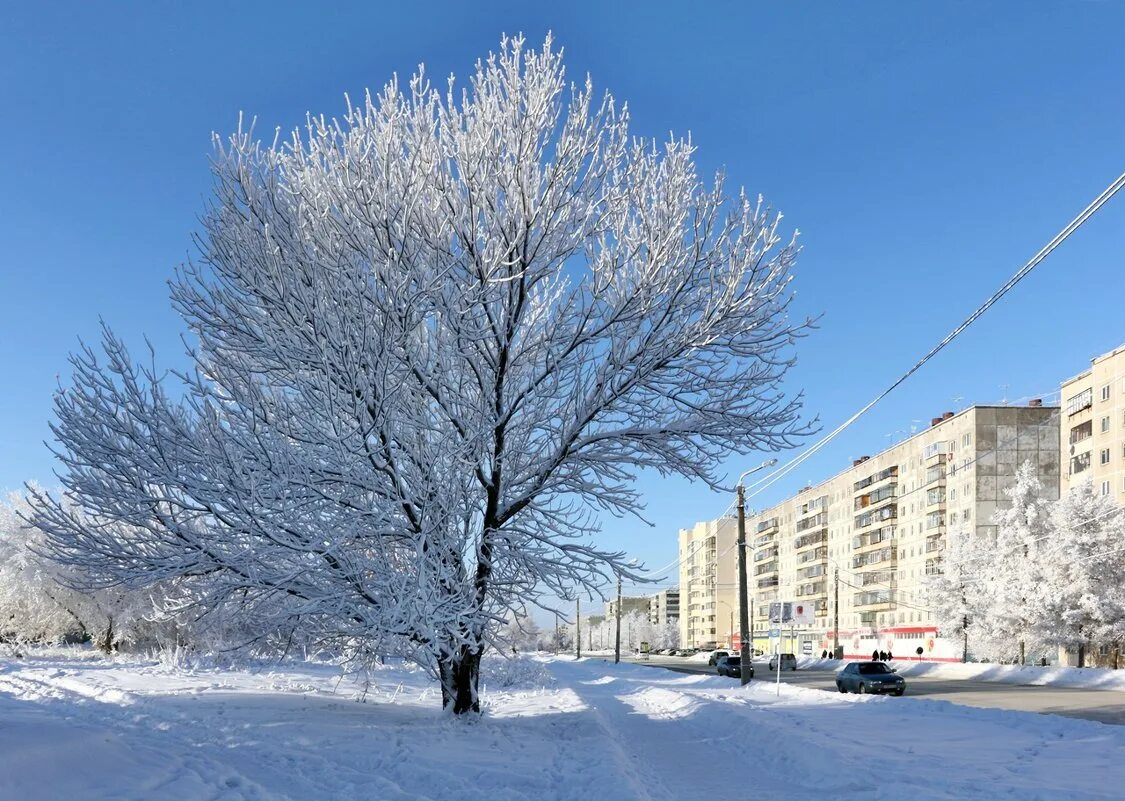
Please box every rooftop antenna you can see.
[1000,384,1010,405]
[952,395,965,410]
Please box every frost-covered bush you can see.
[480,656,554,690]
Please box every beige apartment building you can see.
[606,596,652,621]
[678,516,738,649]
[1061,344,1125,504]
[680,403,1059,660]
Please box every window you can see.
[962,433,972,447]
[1102,481,1111,497]
[1102,448,1111,465]
[1102,384,1112,402]
[1102,416,1111,433]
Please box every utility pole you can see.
[833,567,840,659]
[576,597,581,660]
[735,458,776,687]
[736,483,751,686]
[614,575,622,664]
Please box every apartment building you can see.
[1061,343,1125,504]
[678,516,738,649]
[648,589,680,626]
[680,403,1059,660]
[606,596,652,621]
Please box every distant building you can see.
[677,403,1060,658]
[605,596,650,621]
[648,589,680,626]
[678,516,739,650]
[1060,343,1125,505]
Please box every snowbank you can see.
[892,659,1125,690]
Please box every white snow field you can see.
[2,652,1124,801]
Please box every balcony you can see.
[854,483,898,511]
[755,561,778,576]
[853,590,894,611]
[1066,388,1093,417]
[860,570,894,587]
[925,535,945,554]
[1070,420,1093,445]
[756,517,779,534]
[753,532,776,548]
[756,577,779,590]
[925,558,943,576]
[796,512,828,532]
[855,504,897,530]
[1070,451,1091,476]
[853,525,896,552]
[797,546,828,564]
[794,530,828,551]
[923,441,949,461]
[754,547,779,563]
[853,465,898,493]
[798,563,827,580]
[796,581,827,598]
[925,466,947,485]
[853,547,896,569]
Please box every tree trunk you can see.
[96,616,115,654]
[438,644,482,715]
[1077,642,1086,668]
[1018,640,1025,666]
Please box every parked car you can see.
[716,655,752,679]
[836,661,906,695]
[707,649,730,666]
[768,653,798,671]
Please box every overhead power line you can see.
[744,171,1125,502]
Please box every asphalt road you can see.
[624,655,1125,725]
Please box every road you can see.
[624,655,1125,725]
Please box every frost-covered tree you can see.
[919,523,980,663]
[1037,481,1125,666]
[0,490,145,651]
[27,35,809,713]
[496,607,541,653]
[979,462,1054,663]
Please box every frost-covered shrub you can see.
[480,656,554,690]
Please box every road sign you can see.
[768,627,781,638]
[792,603,816,625]
[802,641,813,655]
[768,601,793,624]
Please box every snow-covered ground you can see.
[2,651,1124,800]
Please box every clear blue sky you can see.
[2,2,1123,602]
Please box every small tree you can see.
[28,35,809,713]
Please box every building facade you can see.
[1060,344,1125,504]
[648,589,680,626]
[605,596,652,621]
[677,516,738,649]
[679,403,1060,660]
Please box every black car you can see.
[836,662,906,695]
[716,655,752,679]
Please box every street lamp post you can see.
[736,458,778,687]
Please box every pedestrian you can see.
[872,649,879,662]
[887,650,893,662]
[879,650,887,661]
[821,649,828,659]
